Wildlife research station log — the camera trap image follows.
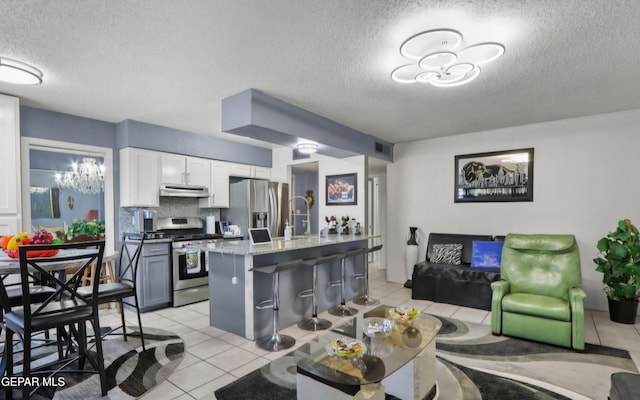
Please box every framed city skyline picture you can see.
[326,173,357,205]
[454,148,534,203]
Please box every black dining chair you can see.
[77,236,146,350]
[0,272,60,378]
[2,240,107,399]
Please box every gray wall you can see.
[116,119,271,167]
[20,106,273,239]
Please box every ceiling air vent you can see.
[374,142,391,156]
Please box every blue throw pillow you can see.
[471,241,504,269]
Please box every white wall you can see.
[387,109,640,311]
[272,148,367,237]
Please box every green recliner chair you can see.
[491,234,586,350]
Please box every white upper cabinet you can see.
[161,154,210,186]
[228,163,271,180]
[160,153,185,184]
[253,166,271,180]
[186,157,210,186]
[120,148,161,207]
[0,94,20,218]
[199,161,230,208]
[228,163,252,178]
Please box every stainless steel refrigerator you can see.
[221,179,289,239]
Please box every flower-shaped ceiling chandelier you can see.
[391,29,505,88]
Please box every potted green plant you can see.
[65,220,105,242]
[594,219,640,323]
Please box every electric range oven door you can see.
[173,247,209,306]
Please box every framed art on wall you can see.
[326,173,357,205]
[455,148,534,203]
[31,187,61,218]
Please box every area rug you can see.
[3,326,185,400]
[214,315,638,400]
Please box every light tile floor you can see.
[95,264,640,400]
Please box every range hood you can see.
[159,184,209,198]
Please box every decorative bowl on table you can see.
[3,249,59,259]
[325,338,367,358]
[390,306,420,325]
[362,317,393,338]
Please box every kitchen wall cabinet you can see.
[228,163,252,178]
[0,95,21,231]
[120,148,161,207]
[228,163,271,180]
[161,154,210,186]
[199,161,230,208]
[253,166,271,180]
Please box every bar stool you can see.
[253,259,303,352]
[353,244,383,306]
[81,254,119,311]
[328,249,365,317]
[298,254,339,331]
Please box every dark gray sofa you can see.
[411,233,502,311]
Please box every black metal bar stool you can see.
[353,244,383,306]
[298,254,339,331]
[328,249,364,317]
[253,258,303,352]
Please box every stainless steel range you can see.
[157,217,222,307]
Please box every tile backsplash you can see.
[119,197,220,236]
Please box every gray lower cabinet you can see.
[123,241,172,312]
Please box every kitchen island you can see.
[207,234,378,340]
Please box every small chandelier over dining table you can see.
[55,157,105,194]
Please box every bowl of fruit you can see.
[1,230,63,258]
[390,306,420,325]
[325,338,366,358]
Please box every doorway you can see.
[367,157,388,270]
[290,162,319,236]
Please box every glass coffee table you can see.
[296,305,442,400]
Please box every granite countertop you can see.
[206,234,379,255]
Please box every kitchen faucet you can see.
[289,196,311,236]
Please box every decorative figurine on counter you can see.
[354,222,362,235]
[341,216,350,234]
[325,215,338,234]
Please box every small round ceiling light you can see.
[296,143,318,154]
[0,57,43,85]
[400,29,463,60]
[418,52,457,70]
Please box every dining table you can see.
[0,250,117,274]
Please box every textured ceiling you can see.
[0,0,639,149]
